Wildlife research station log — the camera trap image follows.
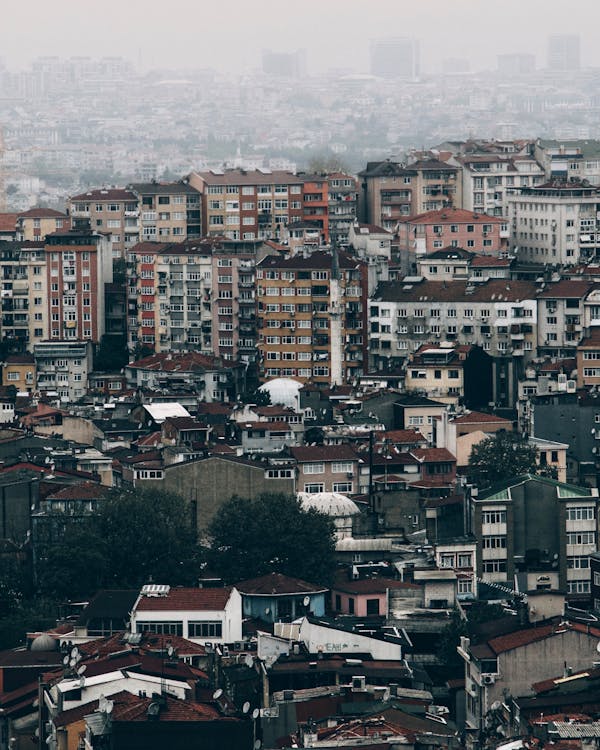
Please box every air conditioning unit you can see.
[482,674,495,685]
[352,676,366,691]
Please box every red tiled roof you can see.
[128,351,231,371]
[399,207,504,225]
[470,255,512,267]
[46,481,109,501]
[70,188,137,201]
[451,411,512,425]
[18,207,68,218]
[411,447,456,462]
[134,587,234,612]
[488,621,600,655]
[290,444,359,462]
[0,213,18,232]
[240,421,290,431]
[375,429,426,444]
[537,280,597,298]
[236,572,327,595]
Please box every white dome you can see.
[259,378,303,409]
[298,492,361,518]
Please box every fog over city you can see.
[2,0,600,209]
[3,0,600,73]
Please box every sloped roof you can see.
[235,572,327,596]
[134,587,234,612]
[451,411,512,425]
[290,444,359,462]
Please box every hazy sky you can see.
[3,0,600,73]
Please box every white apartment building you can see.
[33,340,93,402]
[457,153,545,217]
[536,279,594,358]
[507,180,600,265]
[370,278,538,367]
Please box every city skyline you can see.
[2,0,599,75]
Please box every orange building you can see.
[300,174,329,242]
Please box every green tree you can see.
[207,493,336,586]
[467,431,552,488]
[94,334,129,372]
[36,488,203,599]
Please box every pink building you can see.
[331,572,421,617]
[397,208,509,266]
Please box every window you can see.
[482,510,506,524]
[482,561,507,573]
[458,579,473,594]
[366,599,380,615]
[567,531,596,545]
[568,580,591,594]
[458,553,472,568]
[136,621,183,636]
[304,483,324,493]
[567,556,590,569]
[567,506,594,520]
[188,621,222,638]
[332,462,353,473]
[303,462,324,474]
[482,536,506,549]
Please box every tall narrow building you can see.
[256,250,368,387]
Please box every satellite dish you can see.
[63,655,69,666]
[252,708,260,720]
[105,699,114,715]
[242,701,251,714]
[70,647,79,659]
[303,596,310,607]
[254,740,262,750]
[213,688,223,701]
[264,607,270,615]
[69,658,77,668]
[596,641,600,654]
[167,645,174,657]
[244,654,254,668]
[77,664,87,676]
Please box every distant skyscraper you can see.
[547,34,580,71]
[369,37,420,79]
[497,54,536,76]
[262,49,307,78]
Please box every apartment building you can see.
[370,277,538,366]
[45,229,113,344]
[68,187,140,258]
[507,179,600,265]
[397,208,509,268]
[536,279,594,358]
[16,208,70,241]
[456,153,544,217]
[534,138,600,186]
[299,174,329,242]
[467,474,599,599]
[189,168,303,241]
[403,343,493,408]
[127,238,258,362]
[0,241,48,350]
[1,353,36,392]
[128,181,201,242]
[577,329,600,389]
[358,159,460,231]
[327,172,358,245]
[33,340,93,402]
[256,250,368,387]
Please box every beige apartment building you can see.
[189,169,304,241]
[68,188,140,259]
[16,208,70,241]
[128,181,202,243]
[127,238,258,363]
[256,250,368,387]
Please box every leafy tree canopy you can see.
[467,430,554,488]
[206,493,336,586]
[37,488,202,599]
